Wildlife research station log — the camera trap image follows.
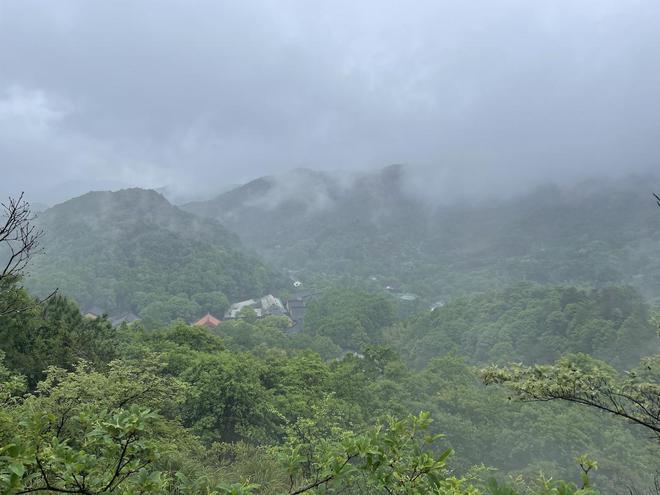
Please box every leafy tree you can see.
[0,358,178,494]
[0,293,116,386]
[304,289,396,349]
[237,306,258,323]
[280,411,477,494]
[1,405,166,494]
[193,291,230,318]
[482,353,660,439]
[180,351,277,443]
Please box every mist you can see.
[1,0,659,203]
[2,3,660,490]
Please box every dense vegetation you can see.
[184,168,660,304]
[1,282,658,493]
[1,181,659,493]
[25,189,281,322]
[385,284,659,370]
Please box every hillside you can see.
[385,283,660,370]
[183,168,345,245]
[183,167,660,303]
[26,188,280,321]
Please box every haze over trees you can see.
[2,1,660,493]
[0,178,659,494]
[184,169,660,304]
[25,189,280,323]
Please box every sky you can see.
[1,0,659,203]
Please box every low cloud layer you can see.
[1,0,659,203]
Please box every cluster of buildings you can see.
[192,292,311,333]
[83,290,313,334]
[224,294,287,319]
[83,307,140,326]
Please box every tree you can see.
[0,294,117,386]
[0,193,55,316]
[237,305,258,323]
[1,405,166,494]
[481,195,660,441]
[192,291,230,318]
[482,353,660,440]
[280,411,476,494]
[0,358,181,495]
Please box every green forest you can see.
[183,169,660,305]
[1,178,659,494]
[4,0,660,491]
[25,189,281,324]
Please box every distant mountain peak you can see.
[26,186,280,316]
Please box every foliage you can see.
[1,405,166,494]
[0,359,179,494]
[121,318,657,490]
[0,291,117,386]
[304,289,396,349]
[280,411,476,494]
[183,171,660,304]
[386,284,658,370]
[5,181,660,492]
[25,189,281,322]
[0,192,47,317]
[482,353,660,439]
[2,278,658,491]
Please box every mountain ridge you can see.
[181,168,660,303]
[26,188,281,320]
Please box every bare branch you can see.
[0,193,57,316]
[0,193,43,281]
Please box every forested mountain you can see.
[4,1,660,492]
[385,283,660,370]
[0,184,657,494]
[25,188,281,321]
[0,179,657,494]
[184,167,660,303]
[1,286,658,492]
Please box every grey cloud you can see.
[1,0,659,202]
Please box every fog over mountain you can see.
[4,3,660,491]
[2,0,659,202]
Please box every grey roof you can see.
[110,312,141,326]
[85,306,106,316]
[226,295,286,319]
[225,299,258,319]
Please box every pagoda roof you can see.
[193,313,221,328]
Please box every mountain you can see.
[183,168,345,242]
[183,165,425,270]
[183,167,660,303]
[387,283,659,370]
[24,179,135,207]
[26,188,281,321]
[155,183,239,205]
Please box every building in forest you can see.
[83,306,106,320]
[110,312,140,326]
[224,295,286,319]
[260,294,287,316]
[225,299,261,319]
[193,313,221,329]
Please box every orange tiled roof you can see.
[193,313,221,328]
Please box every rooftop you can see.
[193,313,221,328]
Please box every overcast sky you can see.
[1,0,659,202]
